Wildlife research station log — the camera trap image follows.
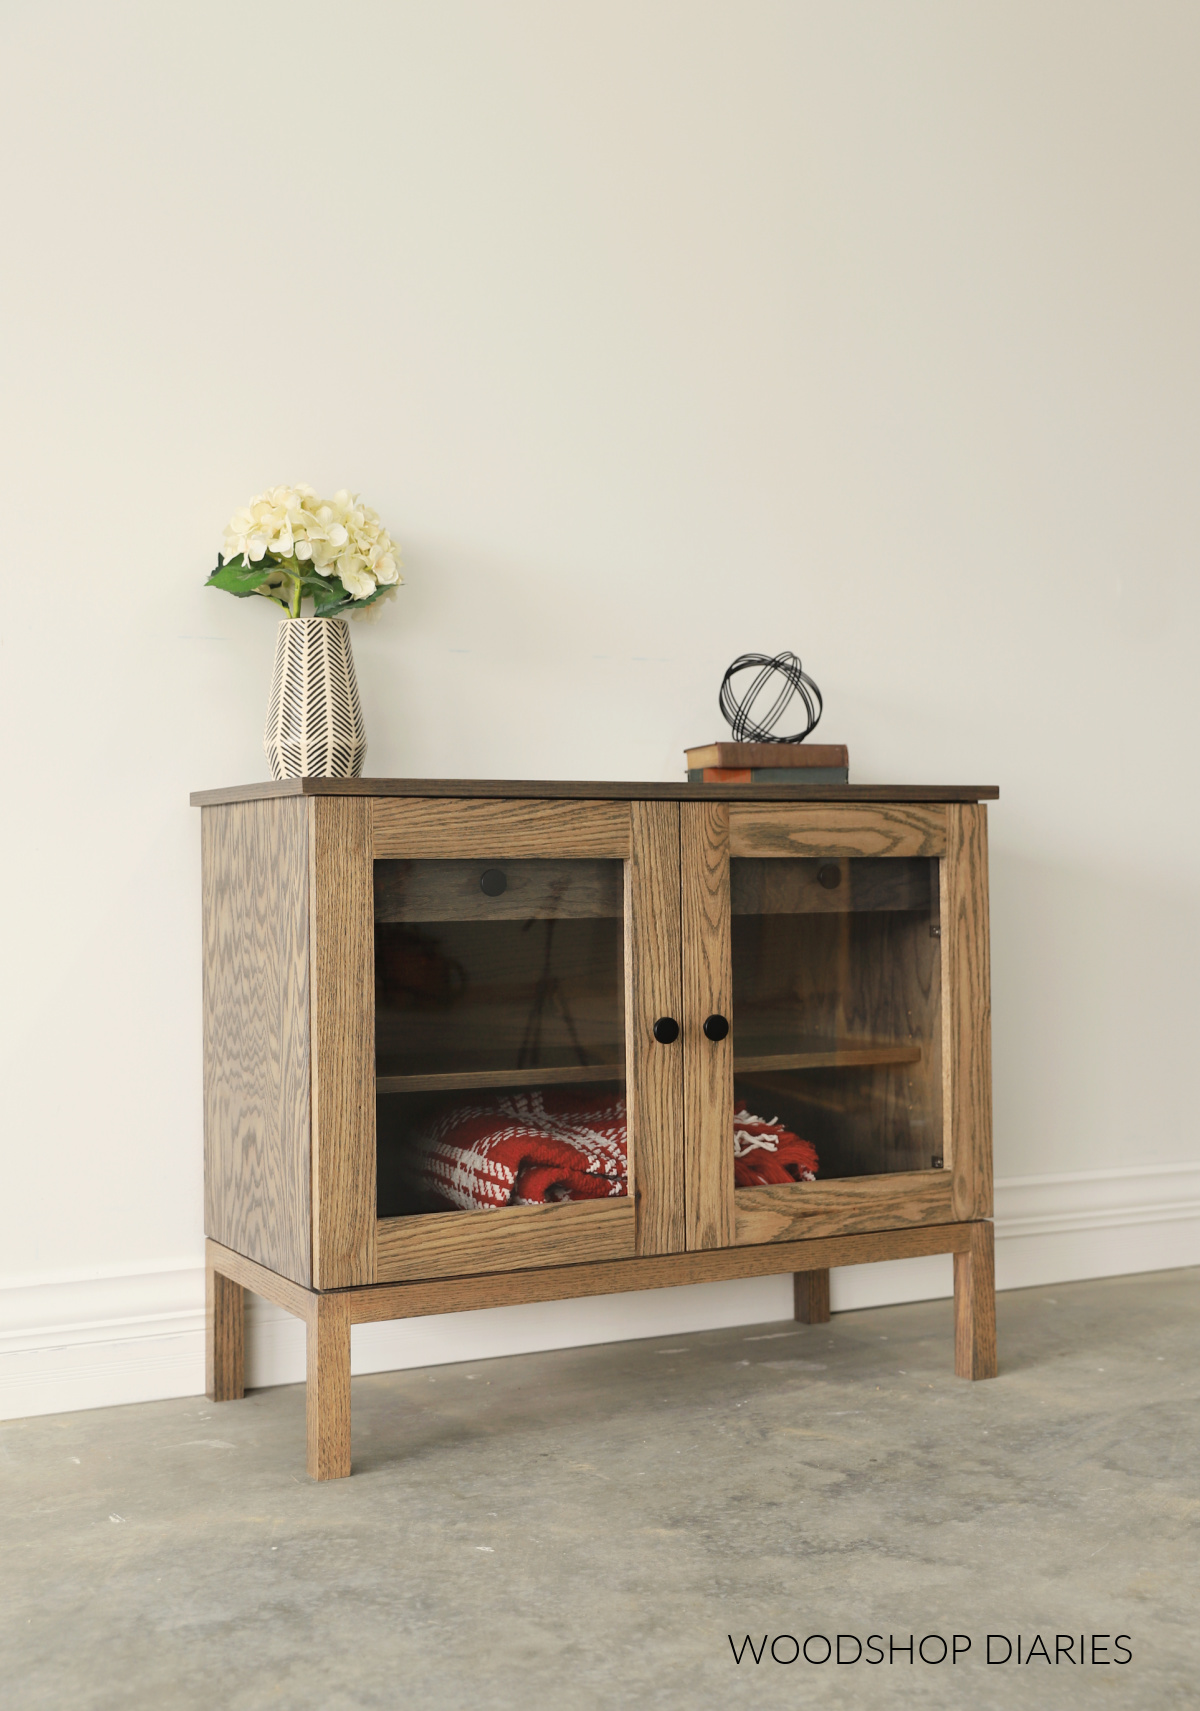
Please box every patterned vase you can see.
[263,617,367,780]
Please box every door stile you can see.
[680,801,734,1250]
[940,804,993,1221]
[310,796,377,1289]
[625,801,686,1255]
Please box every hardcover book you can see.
[685,741,849,784]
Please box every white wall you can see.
[2,1,1198,1416]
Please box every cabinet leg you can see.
[794,1269,831,1324]
[954,1222,997,1380]
[205,1254,245,1402]
[307,1297,352,1480]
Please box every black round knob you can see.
[703,1014,730,1042]
[652,1017,680,1044]
[817,863,842,890]
[479,868,508,896]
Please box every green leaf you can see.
[206,563,271,595]
[311,588,354,617]
[205,551,295,604]
[223,551,281,574]
[296,572,341,597]
[312,576,394,617]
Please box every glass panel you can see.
[374,859,626,1217]
[730,856,942,1181]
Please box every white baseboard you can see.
[3,1162,1198,1422]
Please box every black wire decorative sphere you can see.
[719,651,823,744]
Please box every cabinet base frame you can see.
[206,1223,997,1480]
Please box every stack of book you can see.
[685,742,849,784]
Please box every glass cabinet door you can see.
[363,796,683,1284]
[374,859,627,1219]
[730,854,943,1183]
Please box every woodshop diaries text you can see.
[728,1634,1133,1666]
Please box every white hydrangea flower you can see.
[220,484,403,611]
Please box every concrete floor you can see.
[1,1269,1197,1711]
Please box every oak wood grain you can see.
[733,1170,954,1245]
[729,803,947,858]
[193,780,999,808]
[680,801,734,1251]
[954,1220,997,1379]
[375,1199,635,1283]
[205,1253,245,1401]
[370,798,632,860]
[941,804,993,1220]
[205,1238,317,1324]
[341,1222,974,1324]
[793,1269,831,1324]
[626,801,686,1255]
[202,799,312,1286]
[310,797,376,1288]
[206,1226,971,1331]
[307,1293,353,1479]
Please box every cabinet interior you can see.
[375,859,626,1218]
[373,851,943,1218]
[731,855,943,1180]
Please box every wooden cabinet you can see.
[196,779,998,1479]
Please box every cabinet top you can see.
[190,777,999,807]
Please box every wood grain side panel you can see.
[680,801,734,1250]
[202,799,312,1286]
[375,1200,635,1282]
[941,804,993,1219]
[343,1223,974,1324]
[370,798,632,859]
[310,797,376,1289]
[733,1171,954,1245]
[626,801,685,1256]
[729,803,947,859]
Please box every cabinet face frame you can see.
[318,797,687,1286]
[681,800,992,1251]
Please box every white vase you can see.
[263,617,367,780]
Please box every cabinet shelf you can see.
[734,1043,922,1074]
[376,1042,921,1095]
[376,1063,626,1094]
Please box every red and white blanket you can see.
[407,1088,817,1212]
